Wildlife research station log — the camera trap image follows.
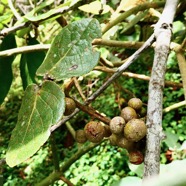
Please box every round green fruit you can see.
[103,125,112,137]
[84,121,105,143]
[109,134,119,146]
[117,137,134,151]
[128,98,143,111]
[124,119,147,142]
[64,97,76,116]
[75,129,87,143]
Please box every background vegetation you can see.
[0,0,186,185]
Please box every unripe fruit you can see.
[129,151,144,165]
[120,106,138,122]
[103,125,112,137]
[139,107,147,117]
[75,129,87,143]
[109,134,118,146]
[109,116,126,134]
[128,98,143,111]
[84,121,105,143]
[117,137,134,151]
[64,97,76,116]
[124,119,147,142]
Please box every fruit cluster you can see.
[109,98,147,164]
[66,96,147,165]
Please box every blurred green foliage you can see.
[0,0,186,185]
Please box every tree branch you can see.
[51,34,155,132]
[102,1,165,34]
[36,142,101,186]
[143,0,179,179]
[94,66,183,88]
[163,100,186,113]
[0,44,50,56]
[0,1,82,37]
[176,52,186,101]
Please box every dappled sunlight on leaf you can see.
[6,81,65,167]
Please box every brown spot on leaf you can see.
[69,64,78,71]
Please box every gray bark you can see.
[143,0,179,178]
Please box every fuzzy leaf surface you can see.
[6,81,65,167]
[36,18,101,80]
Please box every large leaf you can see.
[20,37,45,90]
[0,34,16,104]
[78,1,110,15]
[36,18,101,81]
[6,80,65,167]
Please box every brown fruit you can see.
[117,137,134,151]
[109,116,126,134]
[129,151,144,165]
[64,97,76,116]
[124,119,147,142]
[128,98,143,111]
[75,129,87,143]
[84,121,105,143]
[103,125,112,137]
[120,106,138,122]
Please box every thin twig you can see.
[50,133,60,172]
[74,100,111,124]
[0,44,50,56]
[60,175,74,186]
[35,142,101,186]
[65,122,76,139]
[73,77,86,101]
[8,0,22,21]
[86,34,155,104]
[0,1,82,37]
[176,52,186,100]
[0,22,29,37]
[94,66,183,88]
[102,1,165,34]
[163,101,186,113]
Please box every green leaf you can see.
[36,18,101,81]
[112,176,142,186]
[128,163,144,177]
[0,34,16,104]
[79,1,110,15]
[24,1,71,22]
[20,37,45,89]
[164,131,179,148]
[6,80,65,167]
[20,54,33,90]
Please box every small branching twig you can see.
[163,101,186,113]
[73,77,86,101]
[60,175,74,186]
[86,34,155,104]
[94,66,183,88]
[65,122,76,139]
[36,142,101,186]
[51,34,155,132]
[0,1,81,37]
[102,1,165,34]
[50,133,60,172]
[74,100,111,124]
